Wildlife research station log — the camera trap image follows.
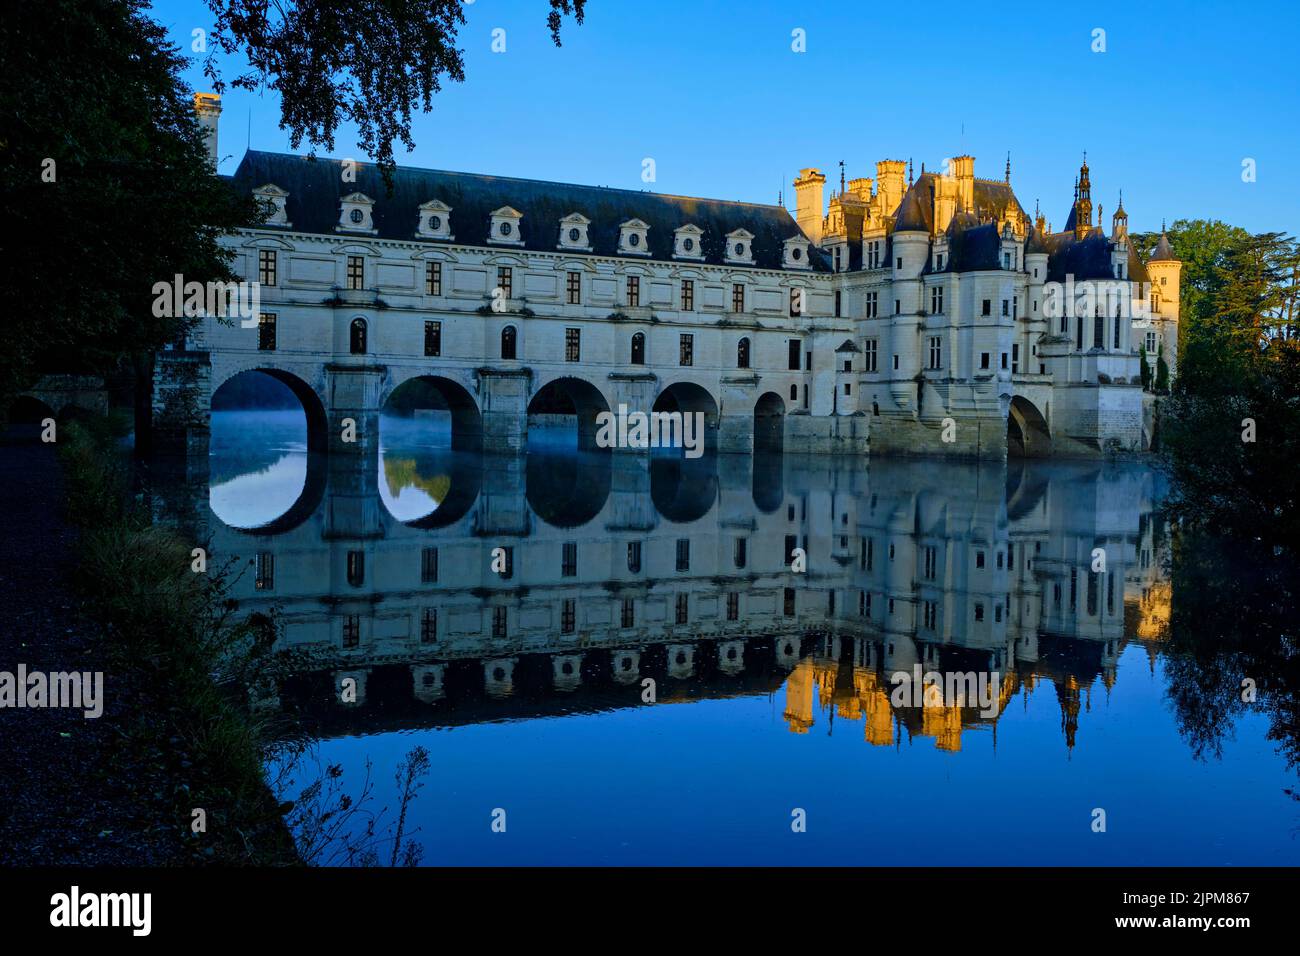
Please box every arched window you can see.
[501,325,517,360]
[630,331,645,365]
[349,318,368,355]
[789,384,798,401]
[737,337,751,369]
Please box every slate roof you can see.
[230,150,829,272]
[1041,230,1150,284]
[1150,232,1175,261]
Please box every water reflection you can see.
[209,410,310,529]
[183,415,1299,865]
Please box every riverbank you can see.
[0,425,299,865]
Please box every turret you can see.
[193,92,222,170]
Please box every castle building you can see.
[158,95,1179,460]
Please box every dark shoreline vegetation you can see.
[57,416,301,865]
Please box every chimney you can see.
[793,168,826,245]
[875,160,906,216]
[193,93,222,171]
[949,155,975,212]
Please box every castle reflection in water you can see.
[164,415,1173,756]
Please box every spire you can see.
[908,157,914,185]
[838,159,845,196]
[1074,153,1093,240]
[1005,151,1011,183]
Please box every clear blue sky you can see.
[149,0,1297,235]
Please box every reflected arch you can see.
[651,455,718,523]
[209,368,328,534]
[526,449,611,528]
[3,395,56,443]
[1008,396,1052,458]
[527,376,611,452]
[652,381,719,456]
[383,375,483,451]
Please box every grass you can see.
[57,416,300,865]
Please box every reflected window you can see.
[783,588,796,617]
[421,547,438,584]
[420,608,437,644]
[561,599,576,634]
[350,317,367,355]
[347,550,365,587]
[255,552,274,591]
[621,599,635,629]
[734,537,747,569]
[631,332,645,365]
[562,542,577,577]
[675,593,688,625]
[727,593,739,621]
[501,325,517,360]
[565,327,581,362]
[492,606,507,639]
[627,541,642,573]
[974,602,984,622]
[343,615,360,648]
[737,337,750,369]
[675,539,690,572]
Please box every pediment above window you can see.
[418,199,453,240]
[338,192,377,234]
[724,228,755,265]
[558,212,592,251]
[489,206,524,245]
[252,183,291,227]
[618,218,651,256]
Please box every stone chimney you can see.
[193,93,222,171]
[949,155,975,212]
[875,160,906,216]
[793,168,826,245]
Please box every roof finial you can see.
[908,157,914,185]
[839,159,845,196]
[1005,151,1011,183]
[1161,218,1167,233]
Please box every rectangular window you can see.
[627,541,642,573]
[562,542,577,577]
[675,593,688,625]
[566,270,581,305]
[257,312,277,351]
[425,261,442,296]
[974,602,984,623]
[783,587,796,617]
[626,275,640,307]
[894,299,900,315]
[561,599,576,635]
[255,552,274,591]
[834,290,842,318]
[1012,343,1019,373]
[343,615,360,648]
[788,339,801,370]
[866,292,878,318]
[981,299,991,316]
[726,592,739,621]
[424,320,441,357]
[865,339,878,373]
[622,598,636,628]
[497,266,513,299]
[924,546,936,580]
[928,335,942,370]
[492,606,507,639]
[785,534,798,564]
[930,286,943,314]
[1001,351,1009,369]
[1002,299,1010,317]
[1004,252,1012,270]
[980,352,990,370]
[679,333,694,367]
[420,547,438,584]
[681,279,694,311]
[346,255,364,290]
[420,608,437,644]
[258,249,277,287]
[732,283,745,313]
[675,538,690,572]
[565,328,581,362]
[498,546,514,580]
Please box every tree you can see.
[202,0,587,182]
[1154,342,1169,393]
[1139,343,1151,391]
[0,0,256,430]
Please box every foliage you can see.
[202,0,586,182]
[1159,230,1300,549]
[0,0,255,411]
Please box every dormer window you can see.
[418,199,452,240]
[489,206,524,246]
[252,184,290,227]
[618,219,651,256]
[724,229,755,265]
[338,192,376,234]
[558,213,591,251]
[673,224,705,260]
[782,236,811,270]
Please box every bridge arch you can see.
[1008,396,1051,458]
[382,374,483,451]
[652,380,719,456]
[754,391,785,454]
[209,368,329,534]
[527,375,612,452]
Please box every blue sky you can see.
[150,0,1297,234]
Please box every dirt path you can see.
[0,440,179,864]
